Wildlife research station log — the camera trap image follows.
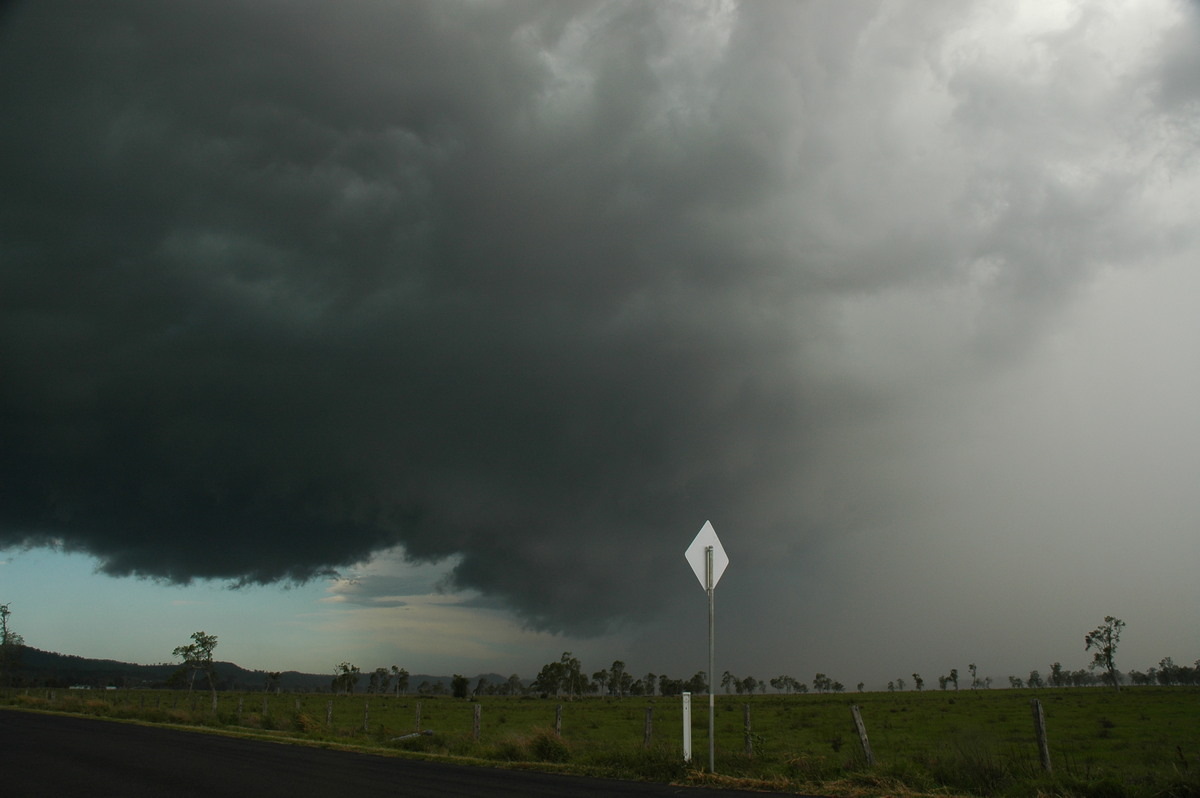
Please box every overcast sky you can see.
[2,0,1199,688]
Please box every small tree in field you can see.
[332,662,360,694]
[1085,615,1125,690]
[1049,661,1067,687]
[559,652,586,697]
[173,631,218,708]
[684,671,708,694]
[1,603,26,686]
[368,667,391,694]
[391,666,410,696]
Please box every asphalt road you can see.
[1,709,812,797]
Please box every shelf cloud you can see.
[3,1,1198,666]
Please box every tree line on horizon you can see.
[5,609,1199,694]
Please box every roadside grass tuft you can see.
[476,728,571,763]
[528,727,571,762]
[291,712,322,734]
[576,743,692,782]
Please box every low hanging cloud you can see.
[2,1,1197,639]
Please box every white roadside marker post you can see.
[682,691,692,761]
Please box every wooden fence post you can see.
[325,699,332,727]
[1031,698,1052,773]
[744,704,753,756]
[473,703,482,740]
[555,704,563,736]
[363,700,370,733]
[851,705,875,767]
[644,707,653,748]
[416,701,422,733]
[237,696,244,724]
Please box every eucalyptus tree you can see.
[559,652,587,697]
[533,660,564,696]
[1085,615,1126,690]
[684,671,708,694]
[368,667,391,694]
[608,660,630,697]
[1049,662,1067,687]
[590,668,608,695]
[173,631,219,708]
[770,675,799,693]
[391,666,410,696]
[643,672,658,696]
[0,603,25,686]
[332,662,360,694]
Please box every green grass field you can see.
[5,687,1198,797]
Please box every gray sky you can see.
[2,0,1198,687]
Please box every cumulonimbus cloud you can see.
[1,0,1196,635]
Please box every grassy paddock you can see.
[4,687,1198,797]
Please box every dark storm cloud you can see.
[2,1,1194,638]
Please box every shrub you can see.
[292,712,321,734]
[529,728,571,763]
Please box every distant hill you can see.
[10,646,512,694]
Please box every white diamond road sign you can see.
[684,520,728,590]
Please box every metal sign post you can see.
[705,545,715,773]
[685,521,728,773]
